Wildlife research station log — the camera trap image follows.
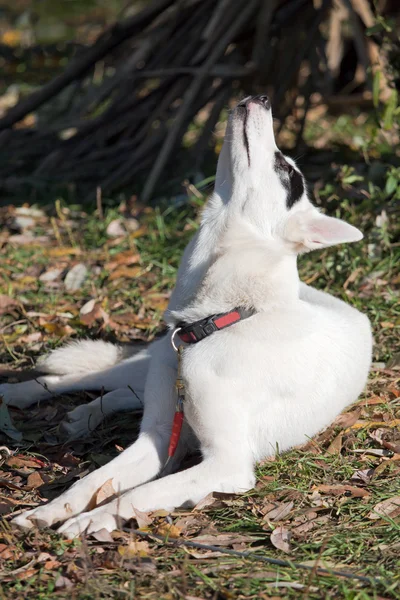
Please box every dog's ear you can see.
[284,209,363,252]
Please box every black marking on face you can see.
[274,152,304,209]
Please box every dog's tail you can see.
[37,340,140,376]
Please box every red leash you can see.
[168,345,185,458]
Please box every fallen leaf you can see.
[350,468,375,485]
[118,540,151,558]
[155,523,182,538]
[108,266,143,281]
[55,575,74,589]
[270,526,291,553]
[262,501,294,522]
[91,529,114,542]
[131,507,153,529]
[95,478,116,505]
[193,492,219,511]
[326,432,343,455]
[64,263,88,291]
[193,491,239,511]
[266,582,318,591]
[44,560,61,570]
[0,399,22,441]
[41,321,75,337]
[333,409,361,429]
[191,533,255,546]
[27,471,45,489]
[368,496,400,520]
[39,268,64,282]
[105,250,140,271]
[47,247,82,257]
[80,299,109,327]
[107,219,127,237]
[0,295,19,315]
[6,455,44,469]
[313,484,370,498]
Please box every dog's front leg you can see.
[58,457,255,537]
[13,337,180,530]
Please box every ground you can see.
[0,108,399,599]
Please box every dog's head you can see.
[214,95,362,253]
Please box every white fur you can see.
[6,97,372,536]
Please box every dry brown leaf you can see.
[262,501,294,522]
[346,419,400,432]
[333,409,361,429]
[105,250,140,271]
[131,507,153,529]
[55,575,73,589]
[368,496,400,520]
[44,560,61,570]
[108,266,143,281]
[0,295,19,315]
[193,492,219,511]
[183,547,225,559]
[193,491,239,511]
[361,396,386,406]
[95,478,116,506]
[91,529,114,542]
[6,456,44,469]
[27,471,45,489]
[192,533,255,546]
[270,526,292,553]
[350,468,375,484]
[118,540,151,558]
[313,484,370,498]
[326,432,343,455]
[80,300,109,326]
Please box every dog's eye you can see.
[283,162,294,175]
[274,152,294,176]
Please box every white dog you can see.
[3,95,372,537]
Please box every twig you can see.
[0,0,175,129]
[124,528,389,586]
[251,0,278,70]
[141,0,260,202]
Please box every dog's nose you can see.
[237,95,270,110]
[255,95,270,109]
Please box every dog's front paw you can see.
[57,508,119,538]
[12,505,55,530]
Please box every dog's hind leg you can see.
[60,388,144,439]
[12,336,181,530]
[0,348,151,409]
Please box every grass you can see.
[0,110,399,599]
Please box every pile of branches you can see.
[0,0,388,202]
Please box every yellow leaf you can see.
[117,540,151,558]
[47,247,82,257]
[108,266,143,281]
[155,523,181,538]
[42,322,75,336]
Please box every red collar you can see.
[177,307,255,344]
